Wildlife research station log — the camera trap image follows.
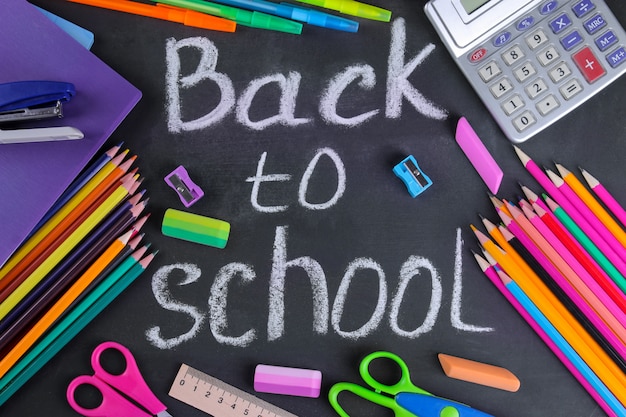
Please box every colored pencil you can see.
[0,154,135,300]
[547,169,626,263]
[532,202,626,315]
[0,202,147,352]
[473,228,626,401]
[513,146,626,278]
[0,230,134,378]
[494,222,626,371]
[0,151,131,284]
[30,143,123,235]
[0,249,154,406]
[545,196,626,294]
[0,176,136,321]
[494,268,626,417]
[517,205,626,352]
[556,164,626,250]
[581,168,626,228]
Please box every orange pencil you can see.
[0,230,134,379]
[556,164,626,250]
[0,153,133,291]
[67,0,236,32]
[0,160,136,303]
[474,228,626,402]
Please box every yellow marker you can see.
[294,0,391,21]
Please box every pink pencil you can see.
[547,169,626,263]
[514,146,626,278]
[472,252,619,417]
[499,208,626,359]
[581,168,626,228]
[521,205,626,348]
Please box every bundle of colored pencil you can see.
[0,143,155,405]
[471,146,626,417]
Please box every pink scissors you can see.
[66,341,173,417]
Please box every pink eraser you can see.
[455,117,503,194]
[254,364,322,398]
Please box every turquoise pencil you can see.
[0,249,153,406]
[497,270,626,416]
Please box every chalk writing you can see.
[165,18,447,133]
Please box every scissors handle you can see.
[329,381,415,417]
[67,375,152,417]
[91,341,166,415]
[360,351,430,397]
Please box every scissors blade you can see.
[396,392,495,417]
[157,411,174,417]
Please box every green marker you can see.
[547,196,626,293]
[158,0,302,34]
[294,0,391,22]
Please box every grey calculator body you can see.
[425,0,626,143]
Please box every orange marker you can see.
[438,353,520,392]
[67,0,236,32]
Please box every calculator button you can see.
[502,45,525,66]
[514,62,537,82]
[549,62,572,83]
[469,48,488,63]
[478,61,502,82]
[573,47,605,82]
[526,29,550,50]
[550,13,572,34]
[537,46,560,66]
[502,94,525,115]
[584,14,606,35]
[560,79,583,99]
[513,111,536,132]
[526,78,549,98]
[606,47,626,68]
[490,78,514,98]
[572,0,595,18]
[493,32,512,47]
[517,16,535,32]
[536,94,560,115]
[595,30,618,51]
[540,1,559,16]
[560,30,583,51]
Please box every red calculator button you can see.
[572,47,606,83]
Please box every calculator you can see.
[425,0,626,143]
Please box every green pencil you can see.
[158,0,302,34]
[545,195,626,293]
[0,250,154,406]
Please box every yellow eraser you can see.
[438,353,520,392]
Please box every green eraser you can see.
[162,208,230,249]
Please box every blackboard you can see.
[5,0,626,416]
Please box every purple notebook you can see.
[0,0,141,268]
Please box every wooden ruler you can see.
[169,363,299,417]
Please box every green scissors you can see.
[329,351,495,417]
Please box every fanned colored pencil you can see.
[556,164,626,250]
[0,176,137,321]
[473,227,626,402]
[0,154,136,301]
[581,168,626,229]
[0,230,134,378]
[0,249,154,406]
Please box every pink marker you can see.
[455,117,503,194]
[254,364,322,398]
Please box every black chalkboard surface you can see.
[5,0,626,416]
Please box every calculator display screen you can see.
[460,0,490,14]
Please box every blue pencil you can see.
[498,270,626,416]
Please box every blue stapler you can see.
[0,81,83,144]
[393,155,433,198]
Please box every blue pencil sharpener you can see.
[393,155,433,198]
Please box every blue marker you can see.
[210,0,358,32]
[393,155,432,198]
